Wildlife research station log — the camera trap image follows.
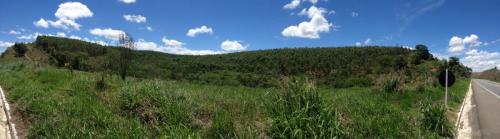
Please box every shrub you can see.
[383,79,398,93]
[420,102,455,138]
[13,43,27,57]
[268,77,343,138]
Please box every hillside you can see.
[0,59,470,138]
[1,36,471,88]
[472,67,500,82]
[0,36,474,138]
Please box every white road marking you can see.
[475,80,500,101]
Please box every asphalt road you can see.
[470,79,500,138]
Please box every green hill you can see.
[1,36,471,88]
[0,36,473,138]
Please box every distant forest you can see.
[2,36,472,88]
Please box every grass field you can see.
[0,60,470,138]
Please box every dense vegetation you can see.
[472,67,500,82]
[2,36,471,88]
[0,60,469,138]
[0,36,473,138]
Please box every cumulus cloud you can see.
[283,0,319,10]
[221,40,247,51]
[89,28,125,40]
[281,6,333,39]
[355,42,362,46]
[33,2,93,30]
[123,14,146,23]
[135,38,249,55]
[135,38,223,55]
[462,49,500,72]
[119,0,136,4]
[284,0,301,9]
[55,2,93,20]
[448,34,482,53]
[162,37,185,48]
[187,26,213,37]
[0,40,14,48]
[17,32,43,40]
[8,30,21,35]
[47,18,81,30]
[448,36,465,53]
[146,26,153,31]
[463,34,482,47]
[34,18,49,28]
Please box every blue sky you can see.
[0,0,499,71]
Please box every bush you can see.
[13,43,27,57]
[420,102,455,138]
[384,79,398,93]
[268,77,343,138]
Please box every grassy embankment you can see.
[0,59,469,138]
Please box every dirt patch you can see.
[8,102,30,139]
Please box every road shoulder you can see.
[456,82,473,139]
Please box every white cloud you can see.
[462,49,500,72]
[364,38,371,45]
[33,2,92,30]
[89,28,125,40]
[162,37,185,48]
[352,12,359,18]
[123,14,146,23]
[135,39,160,51]
[0,41,14,48]
[355,42,362,46]
[282,6,333,39]
[283,0,320,10]
[17,32,43,40]
[146,26,153,31]
[34,18,49,28]
[55,2,93,20]
[48,18,81,30]
[221,40,247,51]
[69,35,82,40]
[187,26,213,37]
[56,32,67,37]
[119,0,136,4]
[448,36,465,53]
[354,38,371,46]
[448,34,482,53]
[463,34,481,47]
[8,30,21,35]
[284,0,301,9]
[135,39,224,55]
[328,10,336,15]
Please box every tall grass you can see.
[0,60,470,138]
[267,78,343,138]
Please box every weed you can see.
[420,101,455,138]
[268,77,343,138]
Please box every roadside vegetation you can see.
[0,36,472,138]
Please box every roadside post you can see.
[439,69,455,108]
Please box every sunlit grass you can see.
[0,60,470,138]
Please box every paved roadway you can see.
[470,79,500,138]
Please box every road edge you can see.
[0,86,18,139]
[456,82,473,139]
